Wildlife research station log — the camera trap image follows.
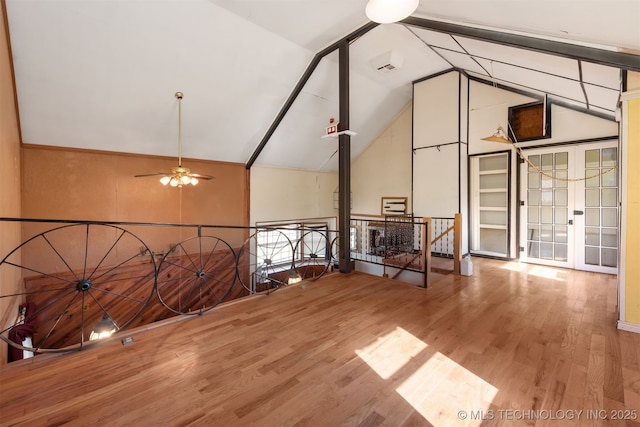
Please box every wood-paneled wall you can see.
[0,1,23,365]
[24,249,248,351]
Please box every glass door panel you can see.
[522,150,572,267]
[520,141,619,274]
[575,143,619,273]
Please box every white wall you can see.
[351,102,413,216]
[459,74,469,254]
[468,80,619,259]
[468,83,536,155]
[250,166,337,225]
[413,71,461,218]
[468,82,618,155]
[414,71,460,148]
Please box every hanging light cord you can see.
[512,142,616,182]
[176,92,183,168]
[506,124,617,182]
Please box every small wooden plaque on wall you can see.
[381,197,407,216]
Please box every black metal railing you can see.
[0,217,336,357]
[349,215,426,272]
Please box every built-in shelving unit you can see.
[471,153,510,257]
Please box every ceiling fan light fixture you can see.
[134,92,214,186]
[365,0,419,24]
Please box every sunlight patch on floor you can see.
[356,327,498,426]
[501,261,567,282]
[396,352,498,426]
[528,265,567,282]
[500,261,527,272]
[355,326,427,380]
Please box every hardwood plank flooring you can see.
[1,257,640,426]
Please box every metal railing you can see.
[350,213,462,286]
[0,217,335,357]
[0,214,461,358]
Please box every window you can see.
[350,226,358,251]
[255,222,330,267]
[255,225,298,266]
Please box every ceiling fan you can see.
[135,92,213,187]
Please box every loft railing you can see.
[0,217,336,358]
[0,214,461,359]
[430,214,462,275]
[350,213,462,287]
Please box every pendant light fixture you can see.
[365,0,419,24]
[480,125,513,144]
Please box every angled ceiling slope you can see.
[250,13,639,171]
[6,1,640,173]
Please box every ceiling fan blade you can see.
[190,173,214,180]
[134,172,169,178]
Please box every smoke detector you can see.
[369,50,404,74]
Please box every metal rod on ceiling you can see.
[176,92,183,167]
[401,16,640,71]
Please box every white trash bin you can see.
[461,256,473,276]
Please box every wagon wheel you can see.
[156,235,237,315]
[236,229,295,294]
[0,223,156,354]
[293,230,331,281]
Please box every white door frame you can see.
[519,140,619,274]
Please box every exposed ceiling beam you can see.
[245,22,379,169]
[402,17,640,71]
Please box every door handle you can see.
[568,219,573,225]
[573,210,584,215]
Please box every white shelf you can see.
[321,130,357,139]
[479,206,508,212]
[479,188,508,193]
[479,169,508,175]
[479,224,508,230]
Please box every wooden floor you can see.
[2,257,640,426]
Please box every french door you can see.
[520,141,618,274]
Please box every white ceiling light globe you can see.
[366,0,419,24]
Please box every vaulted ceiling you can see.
[6,1,640,172]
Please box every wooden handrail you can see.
[431,224,454,245]
[378,214,460,286]
[453,213,461,274]
[427,214,462,275]
[390,253,421,280]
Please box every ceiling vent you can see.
[370,50,404,74]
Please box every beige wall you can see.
[21,146,249,257]
[250,166,337,225]
[1,3,22,365]
[351,103,412,216]
[413,72,463,218]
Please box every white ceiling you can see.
[6,0,640,172]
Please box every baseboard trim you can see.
[617,321,640,334]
